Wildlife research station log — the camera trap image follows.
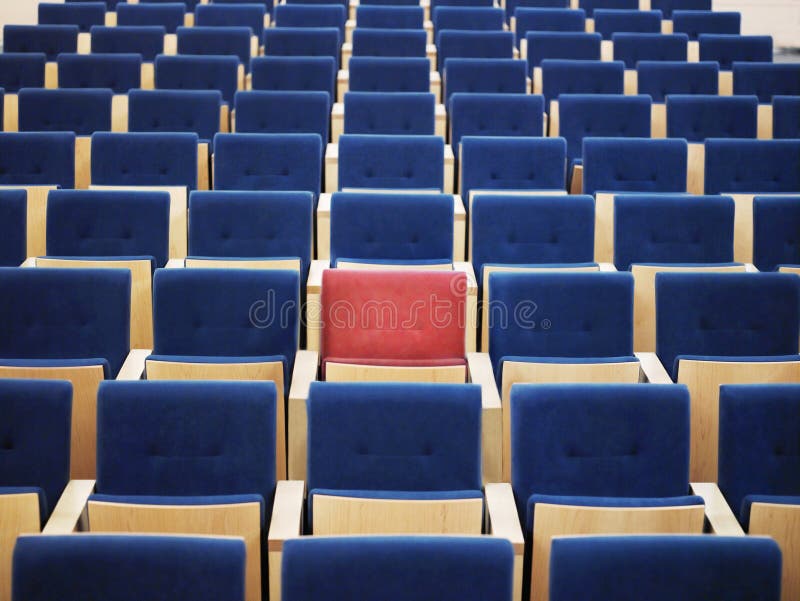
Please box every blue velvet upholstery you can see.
[155,55,239,105]
[284,0,346,5]
[559,94,651,161]
[444,59,528,104]
[515,9,586,46]
[612,33,688,68]
[46,189,171,268]
[718,384,800,528]
[344,92,435,136]
[752,196,800,272]
[69,0,123,8]
[18,88,112,136]
[116,3,185,33]
[699,34,772,70]
[525,32,601,71]
[212,133,322,198]
[0,379,71,521]
[195,3,266,38]
[471,194,595,281]
[177,26,251,70]
[12,535,247,601]
[91,132,199,190]
[352,29,428,58]
[3,25,78,60]
[549,536,781,601]
[39,2,106,32]
[275,4,346,38]
[704,139,800,195]
[773,96,800,140]
[0,267,131,377]
[450,93,544,159]
[583,137,687,196]
[541,59,624,110]
[129,90,221,142]
[460,137,567,204]
[251,56,336,101]
[579,0,637,17]
[235,91,330,142]
[613,194,734,271]
[356,6,424,28]
[0,132,76,189]
[144,0,201,10]
[263,28,341,69]
[636,60,719,101]
[488,272,634,377]
[732,63,800,103]
[0,190,26,267]
[593,9,662,40]
[651,0,711,18]
[330,193,453,265]
[673,10,740,39]
[432,0,495,8]
[433,7,505,35]
[89,26,165,62]
[282,537,514,601]
[654,272,800,378]
[188,190,313,276]
[349,57,430,93]
[359,0,421,6]
[337,134,444,191]
[437,30,514,72]
[57,53,142,94]
[151,268,299,384]
[667,95,758,141]
[0,54,46,93]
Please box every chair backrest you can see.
[516,9,586,47]
[636,60,719,101]
[460,136,567,204]
[18,88,112,136]
[450,93,544,158]
[549,536,781,601]
[655,272,800,377]
[559,94,651,160]
[263,27,341,68]
[0,190,26,267]
[39,2,106,32]
[89,26,166,62]
[732,63,800,103]
[773,96,800,140]
[46,189,170,268]
[307,382,482,492]
[541,59,624,109]
[285,0,346,6]
[352,29,428,58]
[0,53,46,93]
[752,196,800,272]
[704,139,800,195]
[188,190,313,275]
[612,32,688,69]
[471,194,594,279]
[155,54,239,105]
[349,57,429,93]
[525,32,601,69]
[578,0,637,17]
[129,89,221,142]
[433,6,505,35]
[144,0,202,10]
[235,90,330,142]
[511,384,691,517]
[338,134,444,191]
[356,6,424,29]
[613,194,734,271]
[195,3,266,39]
[320,269,466,366]
[0,132,76,189]
[433,0,495,8]
[329,192,454,265]
[583,137,687,196]
[343,91,435,136]
[282,537,514,601]
[212,133,322,196]
[437,30,514,72]
[0,267,131,377]
[71,0,124,8]
[3,25,79,60]
[57,53,142,94]
[651,0,711,18]
[0,379,71,519]
[512,0,573,20]
[444,58,528,104]
[593,9,662,40]
[91,132,199,190]
[12,535,246,601]
[250,56,336,100]
[176,26,252,69]
[673,10,740,39]
[667,95,758,142]
[96,380,276,502]
[487,272,634,372]
[699,34,772,70]
[116,3,185,33]
[275,4,346,36]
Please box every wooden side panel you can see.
[750,502,800,601]
[651,103,666,138]
[758,103,773,140]
[325,362,466,383]
[0,493,40,601]
[111,94,129,132]
[3,94,18,132]
[185,258,301,270]
[687,142,705,195]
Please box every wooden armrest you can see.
[306,259,327,295]
[690,482,745,536]
[453,261,477,294]
[598,262,617,272]
[20,257,36,268]
[635,351,672,384]
[745,263,759,272]
[485,482,524,554]
[467,352,501,412]
[331,102,344,117]
[289,350,319,408]
[165,258,184,268]
[116,348,151,381]
[267,480,305,551]
[42,479,96,534]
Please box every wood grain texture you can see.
[287,350,319,481]
[42,479,96,535]
[0,493,40,601]
[3,94,18,132]
[750,502,800,601]
[267,480,304,601]
[0,185,53,258]
[486,482,524,601]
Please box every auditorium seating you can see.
[250,56,337,102]
[195,3,268,41]
[0,190,26,267]
[177,26,253,74]
[263,27,341,69]
[672,10,741,40]
[433,6,505,36]
[3,25,78,61]
[593,9,662,40]
[234,91,330,143]
[89,25,166,63]
[732,63,800,138]
[38,2,106,33]
[437,30,515,72]
[612,33,689,92]
[333,91,440,142]
[541,59,624,123]
[514,9,586,49]
[443,58,527,105]
[154,54,240,113]
[525,32,602,92]
[345,29,432,71]
[753,196,800,271]
[116,3,186,33]
[56,52,142,96]
[699,34,773,93]
[356,5,424,30]
[128,89,223,142]
[774,97,800,138]
[345,57,432,100]
[275,4,347,40]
